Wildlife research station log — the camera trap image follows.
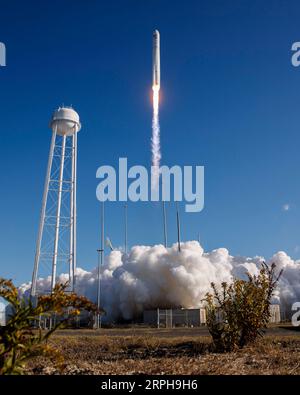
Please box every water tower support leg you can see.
[31,128,57,297]
[51,135,66,291]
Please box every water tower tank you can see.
[50,107,81,136]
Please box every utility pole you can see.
[162,201,168,248]
[176,203,181,252]
[96,202,104,329]
[124,204,128,254]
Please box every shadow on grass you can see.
[278,325,300,332]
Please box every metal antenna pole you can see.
[96,248,101,329]
[176,202,181,252]
[124,204,128,254]
[100,201,104,328]
[162,201,168,248]
[96,202,105,329]
[31,127,57,297]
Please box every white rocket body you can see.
[152,30,160,89]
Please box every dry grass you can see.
[26,330,300,375]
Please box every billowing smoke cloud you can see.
[19,241,300,321]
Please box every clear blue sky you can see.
[1,0,300,285]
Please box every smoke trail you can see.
[151,85,161,190]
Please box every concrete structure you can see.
[0,303,14,326]
[144,308,206,328]
[212,305,281,324]
[31,107,81,296]
[269,304,281,323]
[144,305,280,328]
[0,302,5,326]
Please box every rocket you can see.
[152,29,160,89]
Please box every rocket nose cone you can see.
[153,29,160,36]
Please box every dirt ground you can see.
[26,325,300,375]
[55,323,300,338]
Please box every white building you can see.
[143,304,281,328]
[0,302,6,326]
[143,308,207,328]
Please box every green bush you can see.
[0,278,99,375]
[204,262,282,352]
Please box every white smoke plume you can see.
[19,241,300,321]
[151,86,161,190]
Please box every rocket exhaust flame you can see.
[151,30,161,190]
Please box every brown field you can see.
[27,325,300,375]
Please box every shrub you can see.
[0,278,99,375]
[204,262,282,352]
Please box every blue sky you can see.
[1,0,300,284]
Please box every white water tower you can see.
[31,107,81,296]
